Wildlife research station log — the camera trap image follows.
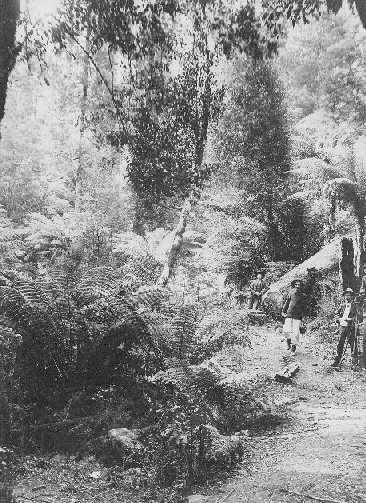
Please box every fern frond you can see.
[47,266,79,292]
[130,285,168,309]
[12,280,45,305]
[151,359,222,393]
[0,286,24,312]
[78,266,121,298]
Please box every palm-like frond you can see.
[78,266,121,298]
[323,177,366,221]
[130,285,168,309]
[151,358,222,394]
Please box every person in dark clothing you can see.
[331,287,357,367]
[282,279,307,356]
[248,272,265,310]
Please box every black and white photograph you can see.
[1,0,366,501]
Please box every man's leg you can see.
[283,318,292,350]
[349,325,357,356]
[291,319,301,356]
[248,294,254,310]
[253,295,259,310]
[332,326,349,365]
[256,294,262,310]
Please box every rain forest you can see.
[1,0,366,502]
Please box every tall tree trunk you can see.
[75,28,90,212]
[0,0,20,136]
[354,217,365,282]
[157,196,192,286]
[132,199,145,236]
[157,47,213,286]
[194,49,211,171]
[0,2,19,501]
[340,237,358,292]
[0,348,13,502]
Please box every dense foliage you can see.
[1,1,366,502]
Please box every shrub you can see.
[146,359,271,487]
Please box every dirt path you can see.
[202,326,366,503]
[13,325,366,503]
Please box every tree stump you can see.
[274,362,300,383]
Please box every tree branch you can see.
[64,29,114,100]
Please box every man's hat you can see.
[291,279,303,288]
[343,287,354,296]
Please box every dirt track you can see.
[203,326,366,503]
[14,325,366,503]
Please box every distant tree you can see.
[50,0,348,236]
[327,0,366,28]
[278,7,366,123]
[215,59,291,261]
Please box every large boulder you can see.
[263,236,342,312]
[101,428,144,466]
[108,428,143,451]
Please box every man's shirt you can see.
[250,279,264,294]
[337,300,356,326]
[339,302,352,327]
[282,290,307,320]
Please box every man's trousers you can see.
[335,325,355,361]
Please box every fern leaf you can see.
[78,266,121,298]
[130,285,168,308]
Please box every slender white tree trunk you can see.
[75,28,90,212]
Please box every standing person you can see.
[248,271,265,310]
[282,279,307,356]
[331,287,357,367]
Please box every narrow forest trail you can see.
[13,324,366,503]
[201,326,366,503]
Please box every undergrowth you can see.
[0,255,282,499]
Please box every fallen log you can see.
[11,417,92,433]
[274,362,300,383]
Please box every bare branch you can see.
[64,28,114,101]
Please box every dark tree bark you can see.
[355,0,366,30]
[340,237,358,292]
[0,349,13,503]
[0,3,19,500]
[194,51,212,171]
[0,0,20,134]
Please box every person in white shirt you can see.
[331,288,357,367]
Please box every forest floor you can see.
[196,324,366,503]
[13,323,366,503]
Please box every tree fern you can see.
[170,304,198,359]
